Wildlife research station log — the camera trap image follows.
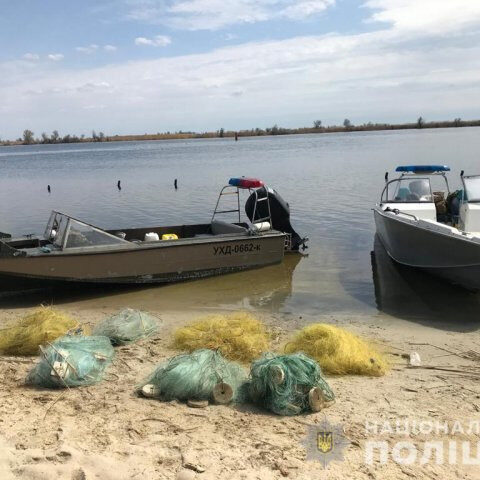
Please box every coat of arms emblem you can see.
[302,415,350,467]
[317,431,333,453]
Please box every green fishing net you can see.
[26,335,115,388]
[138,349,246,404]
[244,353,335,416]
[92,308,158,346]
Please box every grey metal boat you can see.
[373,165,480,290]
[0,177,306,289]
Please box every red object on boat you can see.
[228,177,264,189]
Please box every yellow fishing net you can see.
[284,323,389,376]
[0,307,82,356]
[172,312,270,363]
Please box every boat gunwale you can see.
[12,229,286,258]
[374,205,480,242]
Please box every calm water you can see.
[1,128,480,325]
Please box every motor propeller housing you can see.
[245,186,307,251]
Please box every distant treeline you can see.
[2,117,480,146]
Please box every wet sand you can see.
[1,298,480,480]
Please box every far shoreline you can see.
[2,118,479,147]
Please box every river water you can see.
[1,128,480,324]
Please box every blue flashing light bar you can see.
[395,165,450,173]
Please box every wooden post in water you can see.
[117,180,121,190]
[174,179,178,190]
[47,185,51,193]
[235,132,238,141]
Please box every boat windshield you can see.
[382,178,433,203]
[463,176,480,202]
[44,212,129,249]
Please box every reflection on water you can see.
[371,235,480,331]
[0,254,303,313]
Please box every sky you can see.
[1,0,480,139]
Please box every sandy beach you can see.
[1,301,479,480]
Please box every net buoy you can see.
[270,365,285,385]
[308,387,325,412]
[141,384,160,398]
[51,361,69,379]
[212,382,233,404]
[187,399,209,408]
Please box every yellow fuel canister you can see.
[162,233,178,240]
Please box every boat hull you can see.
[0,234,285,289]
[374,207,480,290]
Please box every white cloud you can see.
[77,81,113,93]
[281,0,334,21]
[365,0,480,34]
[76,44,118,54]
[47,53,64,61]
[76,44,99,54]
[165,0,271,30]
[126,0,335,30]
[134,37,152,46]
[134,35,171,46]
[23,53,40,61]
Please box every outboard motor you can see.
[245,186,307,251]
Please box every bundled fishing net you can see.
[172,312,269,362]
[0,307,83,356]
[138,349,246,405]
[244,353,334,416]
[92,308,158,346]
[285,324,389,376]
[26,335,114,388]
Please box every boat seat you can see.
[211,220,248,235]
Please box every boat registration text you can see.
[213,243,261,256]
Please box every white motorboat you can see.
[373,165,480,290]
